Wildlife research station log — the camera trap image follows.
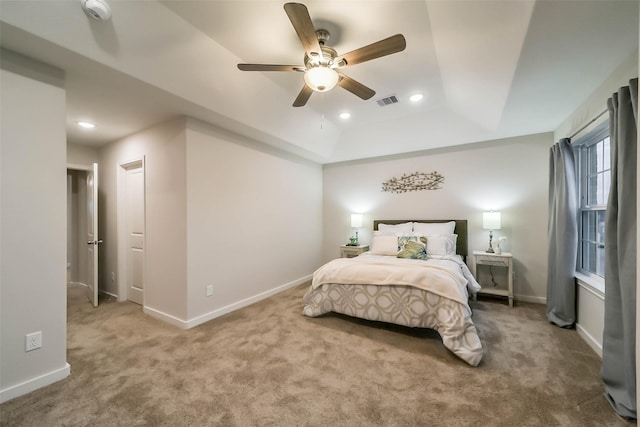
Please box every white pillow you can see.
[425,234,458,256]
[412,221,456,235]
[371,235,399,255]
[377,222,413,235]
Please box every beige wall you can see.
[555,51,638,140]
[97,117,323,327]
[0,51,69,402]
[323,132,552,303]
[98,118,188,320]
[67,143,98,166]
[184,119,323,323]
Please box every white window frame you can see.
[573,120,610,293]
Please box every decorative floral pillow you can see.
[397,235,428,260]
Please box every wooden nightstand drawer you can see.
[475,255,510,267]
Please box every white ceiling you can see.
[0,0,638,163]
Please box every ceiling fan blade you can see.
[337,74,375,100]
[338,34,406,67]
[238,64,304,72]
[293,85,313,107]
[284,3,322,58]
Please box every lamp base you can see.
[346,229,359,246]
[486,230,494,253]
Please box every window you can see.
[574,121,610,279]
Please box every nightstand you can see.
[473,250,514,307]
[340,244,369,258]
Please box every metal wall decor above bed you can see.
[381,171,444,193]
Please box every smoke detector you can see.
[81,0,112,21]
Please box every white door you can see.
[125,165,145,305]
[86,163,100,307]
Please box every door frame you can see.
[116,156,146,303]
[87,162,99,307]
[66,163,94,294]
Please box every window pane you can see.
[596,140,604,171]
[597,173,605,205]
[604,137,610,170]
[583,211,596,241]
[596,210,606,244]
[582,241,596,272]
[588,145,598,174]
[588,175,598,205]
[603,171,610,205]
[596,244,605,276]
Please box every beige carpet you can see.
[0,283,631,426]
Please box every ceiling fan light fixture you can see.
[304,66,339,92]
[237,3,406,107]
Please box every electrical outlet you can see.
[25,331,42,352]
[206,285,213,297]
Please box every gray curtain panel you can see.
[602,78,637,420]
[546,138,578,327]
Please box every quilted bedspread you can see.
[303,254,483,366]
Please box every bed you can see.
[303,220,483,366]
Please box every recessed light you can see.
[409,93,424,103]
[76,121,96,129]
[339,112,351,120]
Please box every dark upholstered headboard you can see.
[373,219,468,260]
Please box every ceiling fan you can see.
[237,2,407,107]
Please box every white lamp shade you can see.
[351,213,363,228]
[304,66,339,92]
[483,211,501,230]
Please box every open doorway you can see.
[67,163,100,307]
[67,168,88,291]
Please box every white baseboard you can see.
[69,283,118,300]
[143,306,188,329]
[0,363,70,404]
[185,274,312,329]
[576,323,603,358]
[68,281,87,288]
[514,294,546,304]
[143,275,312,330]
[99,290,118,300]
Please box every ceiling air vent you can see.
[376,95,399,107]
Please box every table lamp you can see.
[349,213,363,246]
[483,211,501,253]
